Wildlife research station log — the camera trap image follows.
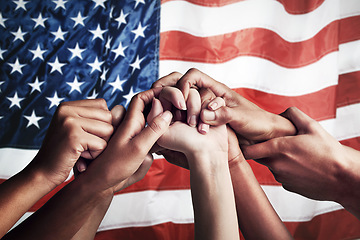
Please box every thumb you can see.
[200,105,232,126]
[281,107,316,134]
[132,110,173,153]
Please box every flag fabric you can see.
[1,0,360,239]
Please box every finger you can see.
[60,98,109,110]
[176,68,229,101]
[280,107,317,134]
[111,105,126,128]
[207,97,226,111]
[151,72,183,88]
[78,118,114,140]
[187,88,201,127]
[198,88,216,105]
[79,133,108,159]
[241,138,282,160]
[147,98,164,123]
[130,153,154,182]
[75,157,87,175]
[159,86,187,111]
[200,105,233,126]
[132,111,173,155]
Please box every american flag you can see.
[1,0,360,239]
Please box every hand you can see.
[29,99,114,188]
[153,68,296,145]
[242,107,352,202]
[147,88,228,166]
[82,89,172,194]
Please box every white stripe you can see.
[339,40,360,75]
[161,0,360,42]
[320,103,360,141]
[1,103,360,178]
[262,186,343,222]
[97,187,342,232]
[10,187,343,233]
[159,51,339,96]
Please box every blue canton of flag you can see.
[0,0,160,149]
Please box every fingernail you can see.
[178,101,187,110]
[202,110,215,121]
[188,115,197,127]
[208,102,218,110]
[161,111,172,123]
[199,124,209,134]
[77,161,86,172]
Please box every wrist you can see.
[335,145,360,216]
[186,150,228,172]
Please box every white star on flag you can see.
[129,55,144,73]
[28,77,44,94]
[131,22,147,41]
[13,0,29,11]
[53,0,67,10]
[115,10,128,29]
[67,76,85,94]
[46,91,65,109]
[8,58,26,74]
[0,13,8,28]
[92,0,107,9]
[111,42,127,60]
[134,0,145,9]
[71,11,87,27]
[87,56,104,74]
[0,47,6,60]
[7,92,24,109]
[51,26,68,42]
[68,43,85,60]
[31,13,48,29]
[89,24,107,41]
[109,75,126,94]
[24,110,43,129]
[29,44,47,61]
[87,89,99,99]
[11,26,27,42]
[123,87,138,106]
[48,56,66,74]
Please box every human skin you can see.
[0,99,114,238]
[242,107,360,220]
[151,86,292,239]
[2,89,172,239]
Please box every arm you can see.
[0,99,113,238]
[148,92,239,240]
[227,130,292,239]
[4,89,172,239]
[242,107,360,220]
[153,68,296,144]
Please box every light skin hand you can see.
[152,68,296,144]
[242,107,360,219]
[148,89,239,240]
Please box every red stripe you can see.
[160,22,339,68]
[233,86,337,121]
[337,71,360,108]
[339,16,360,44]
[95,222,194,240]
[160,0,325,14]
[93,209,360,240]
[285,209,360,240]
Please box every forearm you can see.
[229,160,293,240]
[336,145,360,219]
[0,164,54,238]
[188,152,239,240]
[3,172,113,240]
